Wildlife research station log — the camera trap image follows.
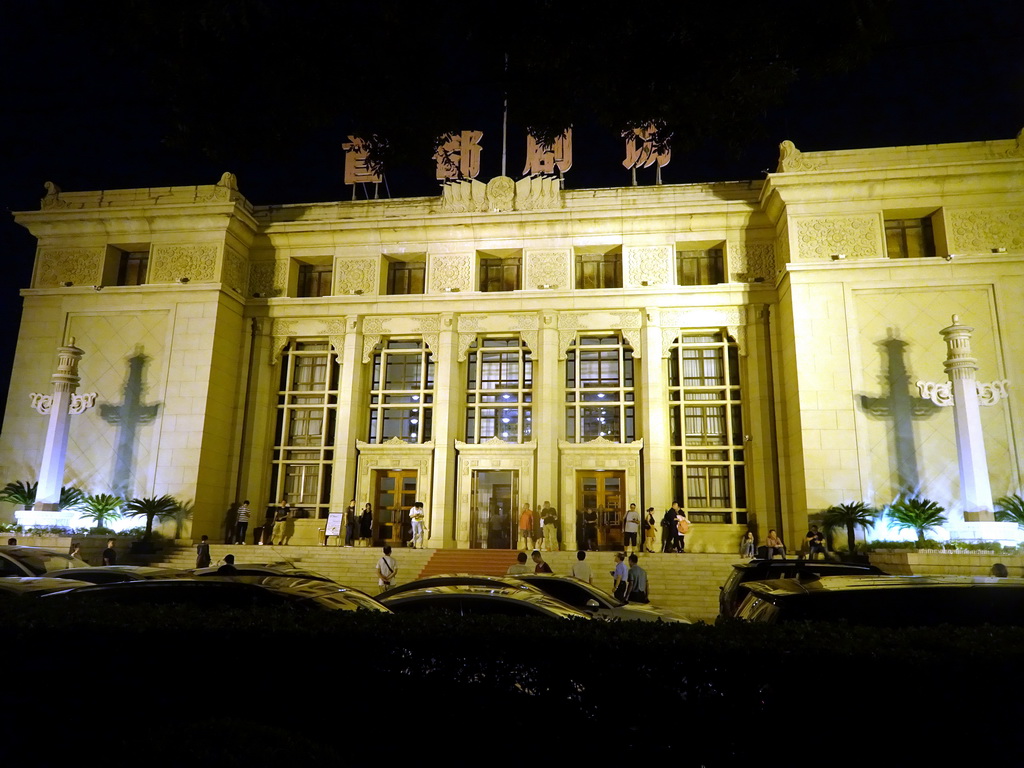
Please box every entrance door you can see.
[373,470,417,547]
[577,470,626,550]
[470,470,518,548]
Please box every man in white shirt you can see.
[623,503,641,554]
[409,501,426,549]
[570,550,592,583]
[376,545,398,593]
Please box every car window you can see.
[525,580,595,608]
[0,555,27,577]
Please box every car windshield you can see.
[16,550,88,575]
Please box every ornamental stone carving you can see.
[794,214,881,261]
[41,181,72,210]
[523,250,570,290]
[456,313,541,360]
[556,310,643,359]
[429,253,473,293]
[149,243,219,283]
[35,247,105,288]
[486,176,516,212]
[221,247,249,294]
[624,245,673,286]
[438,179,488,213]
[729,242,776,282]
[249,260,288,297]
[945,208,1024,253]
[359,315,443,362]
[659,308,746,357]
[334,257,378,296]
[514,175,562,210]
[776,140,821,172]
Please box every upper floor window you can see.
[104,245,150,286]
[885,217,935,259]
[677,247,724,286]
[386,258,426,295]
[465,337,533,443]
[575,248,622,289]
[369,339,434,443]
[565,334,635,442]
[479,251,522,292]
[298,263,333,297]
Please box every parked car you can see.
[718,558,886,618]
[190,562,335,582]
[41,577,391,613]
[0,545,89,577]
[0,576,95,598]
[45,565,191,584]
[380,584,593,620]
[380,573,538,598]
[735,574,1024,626]
[511,573,691,623]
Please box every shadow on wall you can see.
[99,346,161,499]
[858,328,940,497]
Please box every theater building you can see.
[2,133,1022,550]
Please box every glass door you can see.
[373,470,417,547]
[470,470,518,549]
[577,470,625,550]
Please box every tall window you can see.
[298,263,333,297]
[565,334,635,442]
[676,247,725,286]
[271,341,339,518]
[575,249,622,289]
[885,217,936,259]
[668,332,746,523]
[466,337,533,443]
[479,254,521,292]
[116,249,149,286]
[387,259,426,295]
[369,339,434,443]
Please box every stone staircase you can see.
[151,544,739,621]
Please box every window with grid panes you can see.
[676,248,725,286]
[270,341,339,518]
[368,339,434,443]
[465,337,533,442]
[668,331,746,524]
[565,334,634,442]
[885,217,936,259]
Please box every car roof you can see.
[732,559,884,574]
[380,584,592,618]
[0,576,96,593]
[744,574,1024,598]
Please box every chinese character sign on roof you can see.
[434,130,483,181]
[523,128,573,176]
[342,136,383,185]
[622,123,671,170]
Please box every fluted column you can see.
[428,313,462,547]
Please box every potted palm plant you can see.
[79,493,124,533]
[0,480,38,510]
[885,496,947,546]
[123,494,181,554]
[822,501,879,563]
[995,494,1024,528]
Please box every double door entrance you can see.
[577,470,626,550]
[373,470,417,547]
[469,470,518,549]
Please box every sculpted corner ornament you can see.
[776,140,820,172]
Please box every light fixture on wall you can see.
[177,276,190,283]
[350,289,364,295]
[444,287,460,292]
[640,280,651,286]
[252,291,263,298]
[831,254,846,261]
[62,280,74,287]
[92,285,103,291]
[944,254,956,262]
[992,247,1006,254]
[537,284,556,289]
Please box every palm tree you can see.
[822,501,880,554]
[885,496,947,545]
[79,493,124,530]
[59,486,87,511]
[123,495,181,540]
[0,480,37,509]
[995,494,1024,528]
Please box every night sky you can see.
[1,1,1022,431]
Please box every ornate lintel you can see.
[917,379,1010,407]
[69,392,97,415]
[977,379,1010,406]
[29,393,53,415]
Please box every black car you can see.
[718,558,886,618]
[190,562,335,582]
[735,575,1024,626]
[511,573,690,623]
[0,576,95,598]
[378,573,538,598]
[0,545,90,577]
[380,584,592,620]
[45,565,191,584]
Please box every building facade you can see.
[2,134,1023,550]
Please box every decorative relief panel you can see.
[794,214,882,261]
[624,245,673,286]
[457,312,541,360]
[360,314,442,362]
[334,257,378,296]
[524,249,570,290]
[221,247,249,294]
[428,253,473,293]
[249,260,288,298]
[945,208,1024,253]
[514,176,562,210]
[149,243,219,283]
[268,318,347,363]
[437,179,488,213]
[556,310,643,359]
[660,307,746,357]
[35,247,105,288]
[729,242,776,282]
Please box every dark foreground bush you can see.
[5,603,1022,766]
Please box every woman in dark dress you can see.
[359,503,373,546]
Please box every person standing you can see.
[531,549,552,574]
[676,510,690,553]
[611,552,628,600]
[376,545,397,593]
[273,502,291,546]
[195,535,211,568]
[625,554,649,603]
[68,542,82,559]
[101,538,117,566]
[583,507,599,551]
[359,503,373,546]
[643,507,657,553]
[623,503,641,554]
[234,500,251,545]
[541,502,559,552]
[518,504,534,551]
[571,550,592,583]
[344,499,357,547]
[409,501,426,549]
[662,503,682,552]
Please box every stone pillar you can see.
[639,308,671,528]
[428,313,462,548]
[535,313,565,546]
[31,339,95,510]
[331,316,366,513]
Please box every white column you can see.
[640,308,671,517]
[331,316,366,512]
[428,314,462,548]
[535,315,565,547]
